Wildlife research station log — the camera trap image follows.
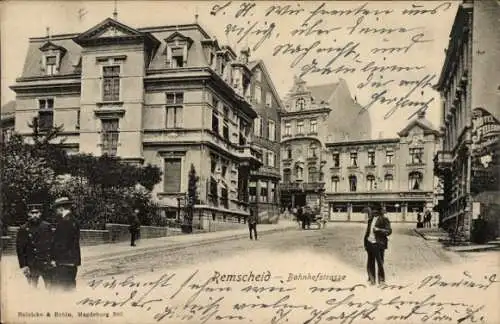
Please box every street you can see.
[3,223,499,324]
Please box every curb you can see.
[84,226,296,262]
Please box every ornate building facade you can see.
[247,61,282,223]
[434,0,500,241]
[279,77,372,213]
[324,112,439,222]
[9,17,281,223]
[279,77,439,222]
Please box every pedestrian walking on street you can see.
[363,204,392,285]
[129,208,141,246]
[16,203,54,289]
[248,208,258,240]
[50,197,81,292]
[424,210,432,228]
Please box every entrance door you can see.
[294,193,306,207]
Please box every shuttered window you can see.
[164,158,182,192]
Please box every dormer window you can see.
[164,32,193,69]
[45,56,57,75]
[171,48,185,68]
[39,41,66,76]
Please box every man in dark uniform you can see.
[51,197,81,292]
[16,203,54,288]
[363,204,392,285]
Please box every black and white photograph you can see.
[1,1,499,323]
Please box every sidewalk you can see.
[82,220,297,262]
[414,227,500,252]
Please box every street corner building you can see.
[434,0,500,242]
[8,17,284,225]
[279,77,440,223]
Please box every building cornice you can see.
[326,138,400,148]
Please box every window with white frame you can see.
[409,171,423,190]
[283,169,291,183]
[285,146,292,159]
[308,166,318,182]
[254,117,262,136]
[310,119,318,133]
[332,152,340,167]
[45,56,57,76]
[38,98,54,131]
[171,47,184,68]
[254,85,261,104]
[102,66,120,101]
[386,149,394,164]
[350,152,358,167]
[295,165,303,179]
[164,158,182,192]
[260,180,268,203]
[295,97,305,111]
[384,174,394,190]
[348,175,357,192]
[297,120,304,134]
[254,69,262,82]
[266,92,272,107]
[368,151,376,166]
[366,174,376,191]
[268,120,276,141]
[270,182,277,203]
[410,147,424,164]
[284,122,291,136]
[101,119,119,156]
[166,92,184,128]
[249,181,257,202]
[309,144,318,158]
[331,176,339,192]
[267,151,275,167]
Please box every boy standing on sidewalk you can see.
[248,209,258,240]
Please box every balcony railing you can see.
[279,182,303,191]
[435,151,453,166]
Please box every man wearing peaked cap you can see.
[16,203,54,288]
[51,197,81,292]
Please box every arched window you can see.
[348,175,357,192]
[295,165,303,179]
[308,167,318,182]
[409,171,423,190]
[295,97,306,111]
[331,176,340,192]
[366,174,376,191]
[283,168,291,183]
[384,174,394,190]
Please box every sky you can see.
[1,0,459,138]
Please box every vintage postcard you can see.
[1,1,499,323]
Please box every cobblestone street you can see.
[3,223,499,324]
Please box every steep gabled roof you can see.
[247,59,284,110]
[308,83,340,103]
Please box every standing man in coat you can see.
[51,197,81,292]
[248,208,258,240]
[129,208,141,247]
[363,204,392,285]
[16,203,54,288]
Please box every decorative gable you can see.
[96,26,132,38]
[165,32,193,48]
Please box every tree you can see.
[1,134,56,230]
[183,164,199,233]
